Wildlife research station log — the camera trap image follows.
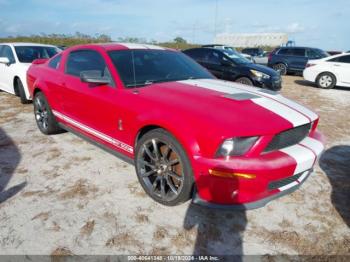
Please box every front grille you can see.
[264,123,311,152]
[268,172,303,190]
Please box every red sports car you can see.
[27,43,324,209]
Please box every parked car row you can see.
[0,42,325,209]
[183,47,282,90]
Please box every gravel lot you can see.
[0,76,349,256]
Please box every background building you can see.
[214,33,288,48]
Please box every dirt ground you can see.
[0,76,349,256]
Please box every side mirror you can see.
[0,57,11,65]
[80,70,111,85]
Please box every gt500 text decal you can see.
[52,110,133,154]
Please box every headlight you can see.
[216,136,259,157]
[250,70,270,80]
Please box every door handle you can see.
[334,64,341,67]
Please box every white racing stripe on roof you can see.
[280,144,315,175]
[118,43,164,50]
[252,97,310,127]
[202,79,318,121]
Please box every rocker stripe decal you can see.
[52,110,133,154]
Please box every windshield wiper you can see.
[126,80,155,88]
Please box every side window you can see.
[277,48,289,55]
[184,49,206,61]
[337,55,350,64]
[292,48,305,56]
[206,50,222,65]
[48,54,62,69]
[0,45,16,63]
[66,50,109,78]
[306,49,321,59]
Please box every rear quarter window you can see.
[48,54,62,69]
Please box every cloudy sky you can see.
[0,0,349,50]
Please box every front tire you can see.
[16,78,30,104]
[33,92,62,135]
[273,63,287,75]
[317,72,336,89]
[135,129,194,206]
[235,77,253,86]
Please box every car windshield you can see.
[222,49,251,64]
[108,49,214,88]
[15,46,60,63]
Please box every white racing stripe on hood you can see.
[252,97,310,127]
[179,79,310,127]
[202,79,318,122]
[178,79,243,94]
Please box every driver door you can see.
[60,49,122,146]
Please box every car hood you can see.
[135,78,317,137]
[242,63,279,76]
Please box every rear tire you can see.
[135,128,194,206]
[273,63,287,75]
[316,72,336,89]
[235,77,253,86]
[16,78,30,104]
[33,92,62,135]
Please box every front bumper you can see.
[191,131,324,209]
[193,169,312,210]
[254,76,282,91]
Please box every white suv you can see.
[303,53,350,89]
[0,43,60,103]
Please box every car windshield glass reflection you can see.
[108,50,214,88]
[222,49,251,64]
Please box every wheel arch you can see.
[13,76,20,96]
[134,121,201,161]
[316,71,337,85]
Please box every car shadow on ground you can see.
[183,176,247,259]
[319,145,350,228]
[0,128,26,204]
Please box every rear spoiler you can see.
[32,58,48,65]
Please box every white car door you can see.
[334,55,350,85]
[0,45,17,94]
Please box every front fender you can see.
[134,111,202,163]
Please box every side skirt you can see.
[59,123,134,166]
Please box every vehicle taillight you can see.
[306,63,316,68]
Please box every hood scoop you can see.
[223,92,261,101]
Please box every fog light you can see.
[209,169,256,179]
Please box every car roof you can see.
[0,42,57,47]
[278,46,320,50]
[66,42,172,52]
